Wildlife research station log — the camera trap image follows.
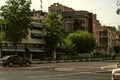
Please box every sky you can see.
[0,0,120,28]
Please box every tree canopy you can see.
[0,0,32,44]
[67,30,96,54]
[44,13,67,59]
[60,37,75,54]
[0,19,5,39]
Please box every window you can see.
[31,33,43,39]
[32,24,43,30]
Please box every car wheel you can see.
[20,64,23,67]
[2,63,7,67]
[9,62,13,67]
[25,62,30,66]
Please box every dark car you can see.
[1,55,31,67]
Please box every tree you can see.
[0,0,32,54]
[44,13,67,60]
[114,45,120,54]
[67,30,96,54]
[60,37,75,54]
[0,19,6,58]
[0,19,6,39]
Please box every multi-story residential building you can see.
[0,3,117,60]
[48,3,74,15]
[49,3,116,54]
[24,10,48,60]
[62,11,99,33]
[1,11,48,60]
[99,26,116,53]
[92,14,102,52]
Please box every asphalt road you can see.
[0,61,118,80]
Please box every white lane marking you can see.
[101,65,116,71]
[55,67,75,71]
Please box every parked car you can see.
[112,68,120,80]
[1,55,31,67]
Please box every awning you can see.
[2,49,44,53]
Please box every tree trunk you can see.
[51,49,56,60]
[14,44,17,55]
[0,42,2,58]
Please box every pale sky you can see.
[0,0,120,28]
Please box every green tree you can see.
[0,0,32,54]
[114,45,120,54]
[0,19,5,39]
[60,37,75,54]
[67,30,96,54]
[0,19,6,58]
[44,13,66,60]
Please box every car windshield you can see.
[18,56,23,60]
[114,70,120,73]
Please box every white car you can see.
[112,68,120,80]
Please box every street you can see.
[0,61,118,80]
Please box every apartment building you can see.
[48,3,117,54]
[62,11,95,33]
[1,3,116,59]
[92,14,102,52]
[48,3,74,15]
[1,11,48,60]
[99,26,116,53]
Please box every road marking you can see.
[54,67,75,71]
[101,65,116,71]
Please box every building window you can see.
[31,33,43,39]
[32,24,43,30]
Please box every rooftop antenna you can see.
[40,0,44,15]
[40,0,43,12]
[117,0,120,15]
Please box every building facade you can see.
[48,3,74,15]
[62,11,94,33]
[1,11,48,60]
[48,3,117,54]
[0,3,117,60]
[99,26,116,53]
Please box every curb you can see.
[31,60,119,64]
